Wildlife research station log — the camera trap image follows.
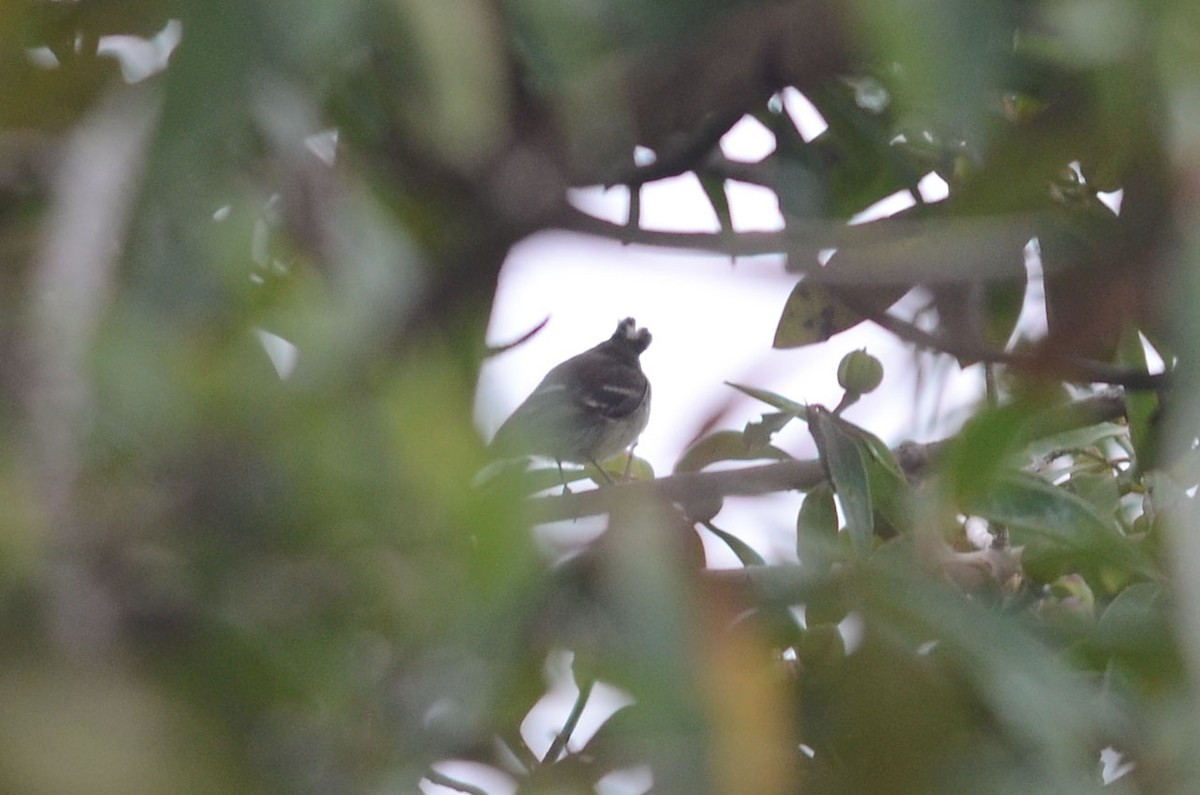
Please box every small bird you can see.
[490,317,652,485]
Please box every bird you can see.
[489,317,652,487]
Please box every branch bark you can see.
[552,204,1040,285]
[831,288,1171,390]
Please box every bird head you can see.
[613,317,652,355]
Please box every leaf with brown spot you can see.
[773,280,864,348]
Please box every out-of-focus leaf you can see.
[773,280,864,348]
[1090,582,1184,688]
[863,556,1128,781]
[797,81,915,217]
[810,406,873,556]
[0,663,245,795]
[852,0,1012,141]
[1021,539,1076,585]
[967,471,1151,576]
[942,400,1048,503]
[1068,471,1120,520]
[1022,421,1129,462]
[803,584,850,627]
[797,622,846,668]
[674,430,790,474]
[1039,573,1096,630]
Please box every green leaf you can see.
[674,430,790,474]
[1091,582,1183,682]
[1068,471,1120,521]
[810,406,873,556]
[940,402,1032,503]
[1022,421,1129,462]
[743,411,795,448]
[967,472,1151,576]
[797,484,840,573]
[854,426,913,536]
[773,280,864,348]
[1021,539,1076,585]
[702,521,766,566]
[797,485,839,541]
[725,382,809,416]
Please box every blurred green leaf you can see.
[967,472,1151,577]
[1068,470,1121,520]
[1021,539,1076,585]
[943,399,1054,503]
[1090,582,1184,689]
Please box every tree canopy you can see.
[2,0,1200,793]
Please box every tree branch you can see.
[834,289,1171,390]
[551,204,1039,285]
[597,108,752,188]
[525,392,1128,523]
[554,205,1168,390]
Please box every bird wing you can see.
[489,350,647,459]
[544,351,648,420]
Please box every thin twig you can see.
[542,678,596,765]
[423,768,490,795]
[486,316,550,358]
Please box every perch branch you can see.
[525,392,1127,524]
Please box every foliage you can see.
[2,0,1200,793]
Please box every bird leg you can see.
[622,444,638,482]
[589,457,615,486]
[556,460,572,495]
